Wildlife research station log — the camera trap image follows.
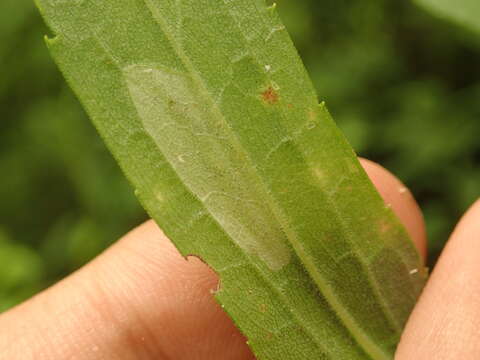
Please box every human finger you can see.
[396,199,480,359]
[0,159,425,359]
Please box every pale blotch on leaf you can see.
[123,64,291,271]
[155,190,165,203]
[313,167,326,184]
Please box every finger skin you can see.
[396,199,480,360]
[0,159,425,359]
[0,223,252,360]
[361,158,427,259]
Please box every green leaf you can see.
[35,1,426,358]
[415,0,480,34]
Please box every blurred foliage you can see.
[1,0,478,311]
[415,0,480,35]
[0,0,146,310]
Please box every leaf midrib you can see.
[139,1,392,359]
[225,1,407,335]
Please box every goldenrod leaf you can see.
[35,1,427,358]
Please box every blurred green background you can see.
[1,0,479,311]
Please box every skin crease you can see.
[0,158,477,359]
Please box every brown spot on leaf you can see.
[262,86,279,104]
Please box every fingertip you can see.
[450,198,480,239]
[0,219,253,360]
[396,198,480,359]
[94,220,253,360]
[359,158,427,261]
